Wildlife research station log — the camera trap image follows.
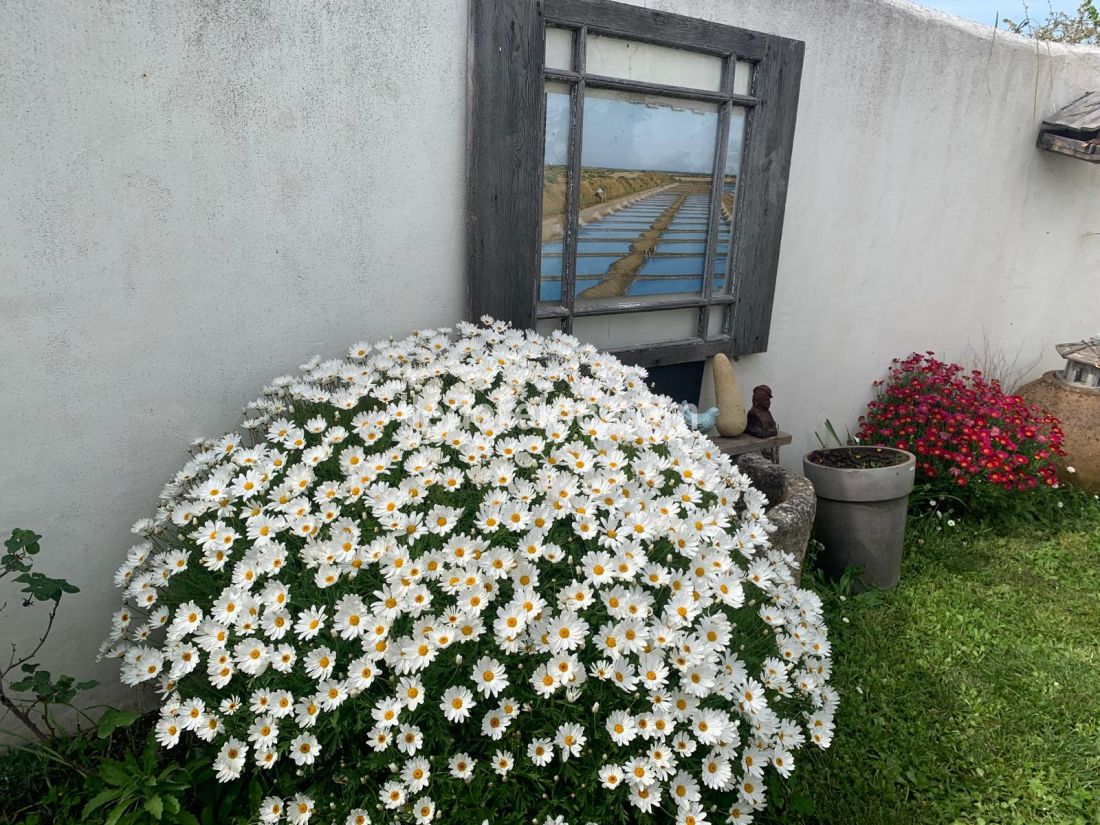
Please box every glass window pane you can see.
[586,33,722,91]
[733,60,753,96]
[713,107,747,293]
[573,89,718,306]
[571,308,699,350]
[705,306,729,339]
[539,82,571,305]
[536,318,564,337]
[545,27,573,71]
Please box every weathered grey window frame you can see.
[467,0,804,367]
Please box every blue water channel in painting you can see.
[539,184,734,303]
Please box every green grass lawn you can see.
[762,502,1100,825]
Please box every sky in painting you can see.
[544,88,746,175]
[915,0,1081,25]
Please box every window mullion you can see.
[560,26,587,334]
[697,58,734,341]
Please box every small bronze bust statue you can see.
[745,384,778,438]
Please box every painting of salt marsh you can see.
[540,86,746,305]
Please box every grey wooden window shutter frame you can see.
[467,0,804,364]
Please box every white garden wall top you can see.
[1,0,1098,727]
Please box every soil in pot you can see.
[807,446,909,470]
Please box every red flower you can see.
[857,352,1065,498]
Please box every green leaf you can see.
[5,528,42,556]
[163,794,181,815]
[98,759,131,788]
[15,570,78,602]
[105,800,130,825]
[146,794,164,820]
[82,788,122,818]
[98,708,141,739]
[173,812,200,825]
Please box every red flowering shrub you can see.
[858,353,1066,498]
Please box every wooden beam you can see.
[1038,132,1100,164]
[467,0,545,328]
[545,0,768,60]
[730,35,804,355]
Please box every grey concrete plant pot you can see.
[803,447,916,591]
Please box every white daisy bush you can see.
[104,319,835,825]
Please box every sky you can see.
[916,0,1081,25]
[544,89,746,175]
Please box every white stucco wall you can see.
[0,0,470,723]
[1,0,1098,721]
[680,0,1100,465]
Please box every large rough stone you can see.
[734,453,816,584]
[713,353,748,437]
[1019,370,1100,494]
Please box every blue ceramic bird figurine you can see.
[682,402,720,432]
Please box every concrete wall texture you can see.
[1,0,1098,715]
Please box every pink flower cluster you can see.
[858,353,1065,492]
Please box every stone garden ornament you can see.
[711,353,747,437]
[745,385,779,439]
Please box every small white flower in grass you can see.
[606,709,637,745]
[372,697,402,728]
[412,797,435,824]
[293,606,326,640]
[402,756,431,792]
[344,810,371,825]
[700,753,732,790]
[367,726,391,752]
[254,747,279,770]
[738,776,766,808]
[528,737,554,766]
[472,656,508,696]
[379,781,406,810]
[398,676,425,710]
[669,771,701,807]
[258,797,284,824]
[492,749,514,777]
[481,707,511,740]
[213,737,246,782]
[154,717,181,748]
[770,747,794,778]
[440,685,475,722]
[396,723,423,755]
[598,764,624,789]
[248,716,278,749]
[623,756,656,788]
[449,752,475,779]
[302,646,336,681]
[676,804,709,825]
[318,679,348,711]
[740,747,767,777]
[287,793,314,825]
[629,782,661,813]
[289,733,320,766]
[293,695,321,728]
